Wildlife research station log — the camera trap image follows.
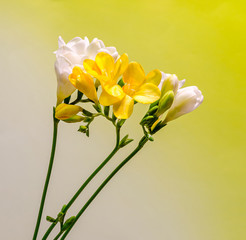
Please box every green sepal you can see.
[57,212,65,223]
[83,117,92,123]
[147,105,158,115]
[112,113,117,123]
[150,121,167,134]
[82,109,93,117]
[104,106,110,117]
[63,115,84,123]
[117,78,124,87]
[117,119,126,128]
[149,100,159,109]
[61,205,67,213]
[46,216,56,223]
[64,96,71,104]
[61,216,76,231]
[120,138,133,148]
[93,104,102,113]
[147,134,154,141]
[78,125,88,133]
[156,90,174,117]
[119,134,133,148]
[140,115,155,125]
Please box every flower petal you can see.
[69,66,98,103]
[145,69,162,86]
[95,52,114,78]
[83,59,102,78]
[133,83,161,104]
[113,53,129,82]
[55,103,82,120]
[55,55,75,104]
[113,95,134,119]
[99,85,125,106]
[123,62,145,90]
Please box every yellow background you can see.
[0,0,245,239]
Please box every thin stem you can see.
[42,126,121,240]
[53,230,64,240]
[32,108,59,240]
[60,136,149,240]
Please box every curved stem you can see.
[60,136,149,240]
[42,126,121,240]
[32,108,59,240]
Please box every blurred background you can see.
[0,0,245,239]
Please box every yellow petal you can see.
[55,103,82,120]
[69,66,98,103]
[113,95,134,119]
[83,59,101,78]
[113,53,129,81]
[133,83,161,104]
[145,69,162,86]
[95,52,114,78]
[99,85,125,106]
[123,62,145,90]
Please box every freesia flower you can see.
[84,52,161,119]
[55,103,84,123]
[163,86,203,123]
[55,36,118,104]
[151,74,203,130]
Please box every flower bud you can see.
[159,72,185,96]
[156,90,174,117]
[164,86,203,123]
[63,115,84,123]
[55,103,82,121]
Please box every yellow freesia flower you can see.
[55,103,83,123]
[69,67,98,103]
[84,52,161,119]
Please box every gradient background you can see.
[0,0,246,239]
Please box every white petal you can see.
[58,36,66,48]
[55,56,75,103]
[86,39,102,59]
[67,37,83,48]
[164,86,203,122]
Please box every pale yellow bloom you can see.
[55,103,83,123]
[84,52,161,119]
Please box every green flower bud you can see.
[62,216,76,231]
[46,216,56,223]
[156,90,174,117]
[63,115,84,123]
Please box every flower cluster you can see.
[55,36,203,133]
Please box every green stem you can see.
[42,126,121,240]
[32,108,59,240]
[53,230,64,240]
[60,135,149,240]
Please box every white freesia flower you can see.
[158,72,185,95]
[55,36,118,103]
[164,86,203,123]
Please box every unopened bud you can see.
[63,115,84,123]
[55,103,82,121]
[156,90,174,117]
[62,216,76,231]
[46,216,56,223]
[78,125,88,133]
